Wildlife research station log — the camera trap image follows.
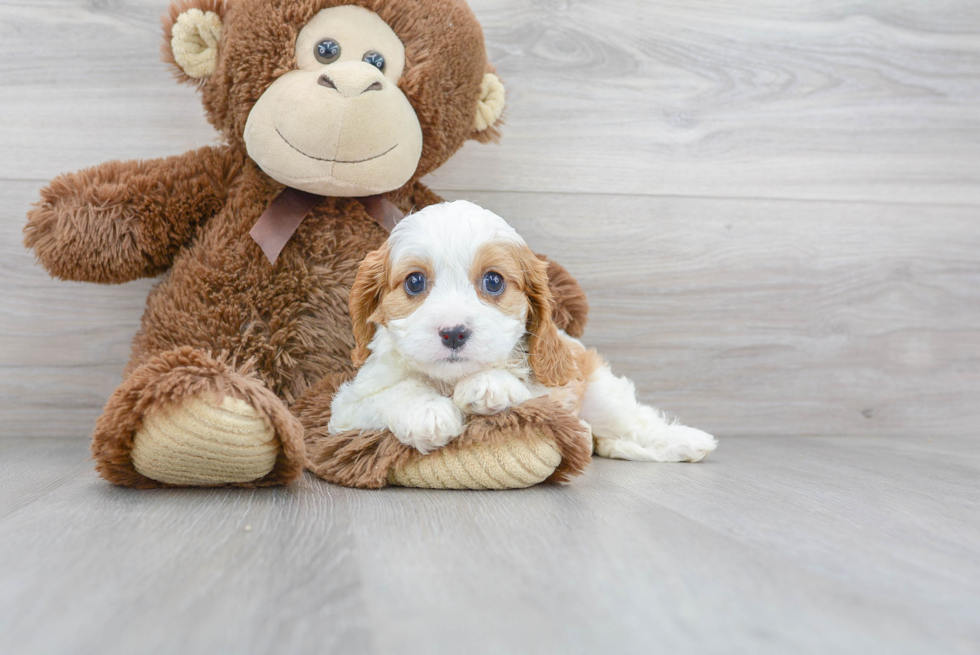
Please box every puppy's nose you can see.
[438,325,472,350]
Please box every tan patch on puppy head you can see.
[470,242,531,321]
[472,241,576,387]
[376,257,432,325]
[349,247,435,367]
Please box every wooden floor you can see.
[0,436,977,655]
[1,0,979,653]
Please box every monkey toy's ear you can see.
[471,69,506,143]
[162,0,227,83]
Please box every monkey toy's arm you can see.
[24,145,242,284]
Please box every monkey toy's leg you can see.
[92,347,306,488]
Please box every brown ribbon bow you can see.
[249,188,406,264]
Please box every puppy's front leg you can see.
[382,380,466,454]
[330,368,465,454]
[453,369,533,416]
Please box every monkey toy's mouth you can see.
[275,128,398,164]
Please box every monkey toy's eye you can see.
[483,272,505,296]
[363,51,386,72]
[405,272,427,296]
[315,39,341,64]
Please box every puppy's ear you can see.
[522,249,576,387]
[349,244,389,368]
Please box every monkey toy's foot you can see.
[130,393,280,486]
[92,347,305,488]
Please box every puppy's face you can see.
[350,201,574,386]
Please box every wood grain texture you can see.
[434,0,980,203]
[4,178,979,439]
[1,0,979,440]
[1,0,978,203]
[0,436,977,654]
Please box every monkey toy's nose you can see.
[438,326,472,351]
[318,72,384,97]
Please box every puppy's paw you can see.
[453,370,532,416]
[391,397,465,454]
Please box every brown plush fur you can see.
[166,0,499,178]
[24,146,242,283]
[25,0,589,488]
[300,392,593,489]
[93,347,306,488]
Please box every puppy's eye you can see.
[482,272,505,296]
[315,39,341,64]
[363,51,385,71]
[405,272,427,296]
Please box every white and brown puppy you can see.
[329,201,717,462]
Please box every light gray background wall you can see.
[2,0,978,440]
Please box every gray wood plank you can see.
[0,0,978,204]
[4,178,978,440]
[0,436,976,655]
[0,440,374,655]
[432,0,980,203]
[341,435,980,655]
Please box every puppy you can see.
[329,201,717,462]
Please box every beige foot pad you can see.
[387,432,562,490]
[131,394,279,486]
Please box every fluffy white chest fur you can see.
[329,201,716,462]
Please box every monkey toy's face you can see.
[244,6,422,196]
[166,0,506,199]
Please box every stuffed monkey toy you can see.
[24,0,591,489]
